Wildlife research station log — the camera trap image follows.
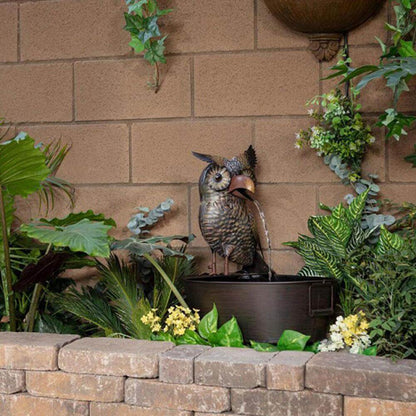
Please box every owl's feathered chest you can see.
[199,192,256,265]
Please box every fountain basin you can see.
[185,274,336,343]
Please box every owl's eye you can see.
[208,167,231,191]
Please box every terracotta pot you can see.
[263,0,386,60]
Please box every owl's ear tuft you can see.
[244,145,257,169]
[192,151,224,166]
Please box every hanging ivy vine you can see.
[123,0,172,93]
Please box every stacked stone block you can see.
[0,332,415,415]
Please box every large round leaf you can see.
[20,219,112,257]
[0,134,50,197]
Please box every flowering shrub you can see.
[295,90,375,182]
[141,306,200,336]
[318,312,373,355]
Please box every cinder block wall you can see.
[0,0,415,275]
[1,333,416,416]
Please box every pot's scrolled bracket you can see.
[308,33,343,62]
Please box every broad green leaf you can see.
[198,304,218,339]
[39,211,116,228]
[0,134,50,197]
[376,225,405,255]
[250,340,279,352]
[346,188,370,222]
[277,330,310,351]
[177,329,209,346]
[208,316,244,347]
[20,219,112,257]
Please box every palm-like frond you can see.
[96,254,151,339]
[37,141,74,215]
[51,285,124,336]
[153,247,195,318]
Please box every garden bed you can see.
[0,332,415,416]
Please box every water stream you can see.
[252,199,273,281]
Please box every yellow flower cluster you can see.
[141,309,162,333]
[319,311,371,354]
[164,306,200,336]
[341,311,369,347]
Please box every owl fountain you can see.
[192,145,272,278]
[185,145,335,343]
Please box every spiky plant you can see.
[51,251,195,339]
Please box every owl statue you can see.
[192,145,259,276]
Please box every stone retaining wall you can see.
[0,332,415,416]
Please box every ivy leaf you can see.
[198,304,218,339]
[144,36,167,64]
[398,40,416,57]
[128,0,148,15]
[129,37,145,53]
[137,16,160,44]
[157,8,173,16]
[277,330,310,351]
[123,12,141,35]
[147,0,156,14]
[404,144,416,167]
[20,219,113,257]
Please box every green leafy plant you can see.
[296,90,375,182]
[250,330,315,353]
[113,199,195,309]
[151,304,245,347]
[346,231,416,359]
[0,132,114,332]
[284,190,377,315]
[52,251,194,339]
[123,0,172,92]
[327,1,416,157]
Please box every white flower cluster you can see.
[318,312,371,354]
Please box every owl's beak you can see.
[229,175,255,200]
